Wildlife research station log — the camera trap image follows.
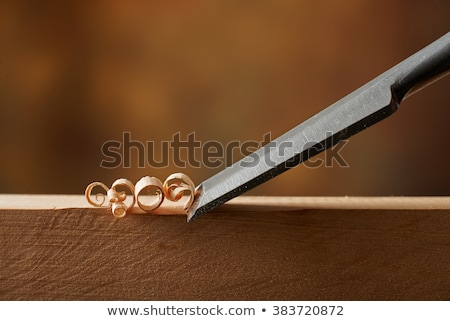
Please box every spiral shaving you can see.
[85,173,195,218]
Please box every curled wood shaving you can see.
[85,173,196,218]
[85,178,135,218]
[163,173,195,211]
[85,182,109,207]
[135,176,164,212]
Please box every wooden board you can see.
[1,196,450,300]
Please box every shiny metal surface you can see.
[188,32,450,221]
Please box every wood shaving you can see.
[85,173,195,218]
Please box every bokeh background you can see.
[0,0,449,196]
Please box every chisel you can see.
[188,32,450,221]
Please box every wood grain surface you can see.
[1,200,450,300]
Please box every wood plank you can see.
[1,197,450,300]
[1,195,450,211]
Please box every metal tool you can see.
[187,32,450,221]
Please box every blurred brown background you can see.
[0,0,449,196]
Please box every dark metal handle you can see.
[391,32,450,102]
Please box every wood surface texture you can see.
[1,196,450,300]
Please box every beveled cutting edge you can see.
[187,32,450,221]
